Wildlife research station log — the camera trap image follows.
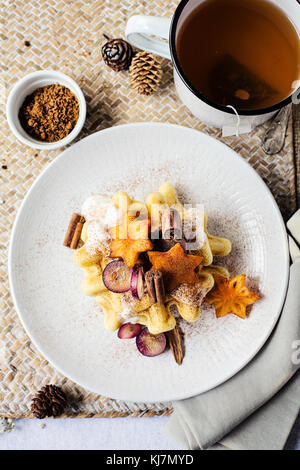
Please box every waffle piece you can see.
[167,300,200,322]
[189,213,231,265]
[73,184,232,336]
[96,292,123,331]
[74,245,106,296]
[203,265,230,281]
[146,303,176,335]
[167,268,215,322]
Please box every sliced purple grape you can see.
[102,260,131,293]
[130,266,144,300]
[118,323,143,339]
[136,328,166,357]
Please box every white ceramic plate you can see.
[9,123,289,402]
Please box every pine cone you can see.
[129,51,162,96]
[31,385,67,419]
[102,38,133,71]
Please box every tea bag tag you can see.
[222,105,252,137]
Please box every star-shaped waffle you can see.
[148,243,203,292]
[206,274,259,319]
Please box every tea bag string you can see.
[226,105,240,137]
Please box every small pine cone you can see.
[129,51,162,96]
[102,38,133,71]
[31,385,67,419]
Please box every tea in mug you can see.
[176,0,300,110]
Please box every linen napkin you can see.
[164,209,300,450]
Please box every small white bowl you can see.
[6,70,86,150]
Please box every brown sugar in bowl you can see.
[6,70,86,150]
[19,84,80,143]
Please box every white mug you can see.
[126,0,300,133]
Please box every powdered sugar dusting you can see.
[82,194,121,255]
[118,304,140,324]
[118,292,140,323]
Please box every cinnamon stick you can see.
[153,271,165,304]
[145,271,156,303]
[145,270,165,304]
[63,213,85,249]
[167,324,183,365]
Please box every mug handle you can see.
[125,15,172,60]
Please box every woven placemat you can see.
[0,0,298,419]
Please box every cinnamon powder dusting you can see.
[171,283,208,307]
